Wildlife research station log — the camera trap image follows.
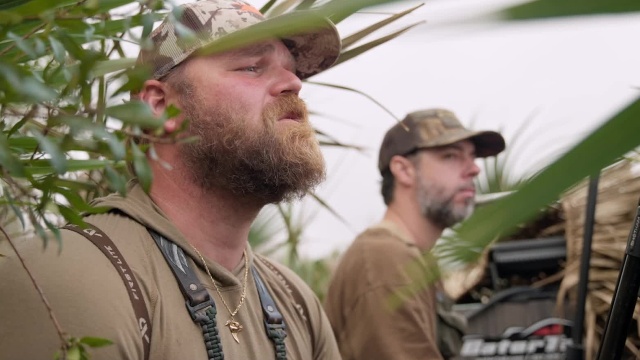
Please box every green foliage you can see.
[54,337,113,360]
[447,97,640,265]
[0,0,422,243]
[5,0,638,356]
[0,1,425,355]
[501,0,640,20]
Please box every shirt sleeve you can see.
[326,227,444,360]
[0,232,146,360]
[341,282,443,360]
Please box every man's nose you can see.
[467,159,481,178]
[272,67,302,96]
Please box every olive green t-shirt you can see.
[0,183,340,360]
[324,221,443,360]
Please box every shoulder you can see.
[335,225,421,280]
[253,254,316,306]
[350,225,416,259]
[0,222,146,359]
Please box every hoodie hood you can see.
[92,180,185,245]
[91,180,252,285]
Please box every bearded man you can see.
[0,1,342,359]
[324,109,505,360]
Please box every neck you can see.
[149,157,262,271]
[383,200,443,252]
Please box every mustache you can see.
[264,94,308,123]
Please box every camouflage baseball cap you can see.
[378,109,506,173]
[137,0,341,80]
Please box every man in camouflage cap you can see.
[325,109,505,360]
[0,0,342,359]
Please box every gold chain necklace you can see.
[191,246,249,344]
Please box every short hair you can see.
[380,152,422,206]
[380,169,395,205]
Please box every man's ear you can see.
[139,79,167,117]
[138,79,180,134]
[389,155,417,187]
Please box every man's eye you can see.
[240,66,259,72]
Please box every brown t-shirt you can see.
[0,183,340,360]
[324,221,443,360]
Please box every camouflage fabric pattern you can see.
[137,0,341,80]
[377,108,506,172]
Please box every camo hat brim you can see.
[378,108,506,173]
[137,0,341,81]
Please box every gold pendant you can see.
[225,319,243,343]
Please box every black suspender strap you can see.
[252,267,287,360]
[148,230,287,359]
[63,223,152,360]
[148,230,224,360]
[64,223,287,360]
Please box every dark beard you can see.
[423,197,460,229]
[178,92,325,204]
[417,180,474,229]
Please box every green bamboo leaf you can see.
[54,178,96,192]
[295,0,319,11]
[6,31,37,58]
[259,0,279,14]
[341,3,424,49]
[131,142,152,193]
[0,10,22,25]
[306,80,400,122]
[195,10,342,58]
[8,136,38,152]
[4,189,26,230]
[105,102,164,128]
[93,0,142,14]
[0,0,32,11]
[308,192,350,227]
[20,77,58,101]
[57,204,85,227]
[48,35,66,63]
[92,58,136,77]
[265,0,299,17]
[140,12,156,39]
[97,130,126,161]
[32,36,45,55]
[500,0,640,20]
[24,159,121,175]
[80,336,113,348]
[321,0,408,24]
[56,187,96,213]
[335,22,422,67]
[1,61,58,101]
[4,0,75,17]
[30,131,67,174]
[450,96,640,265]
[0,133,26,177]
[104,165,127,195]
[51,115,127,160]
